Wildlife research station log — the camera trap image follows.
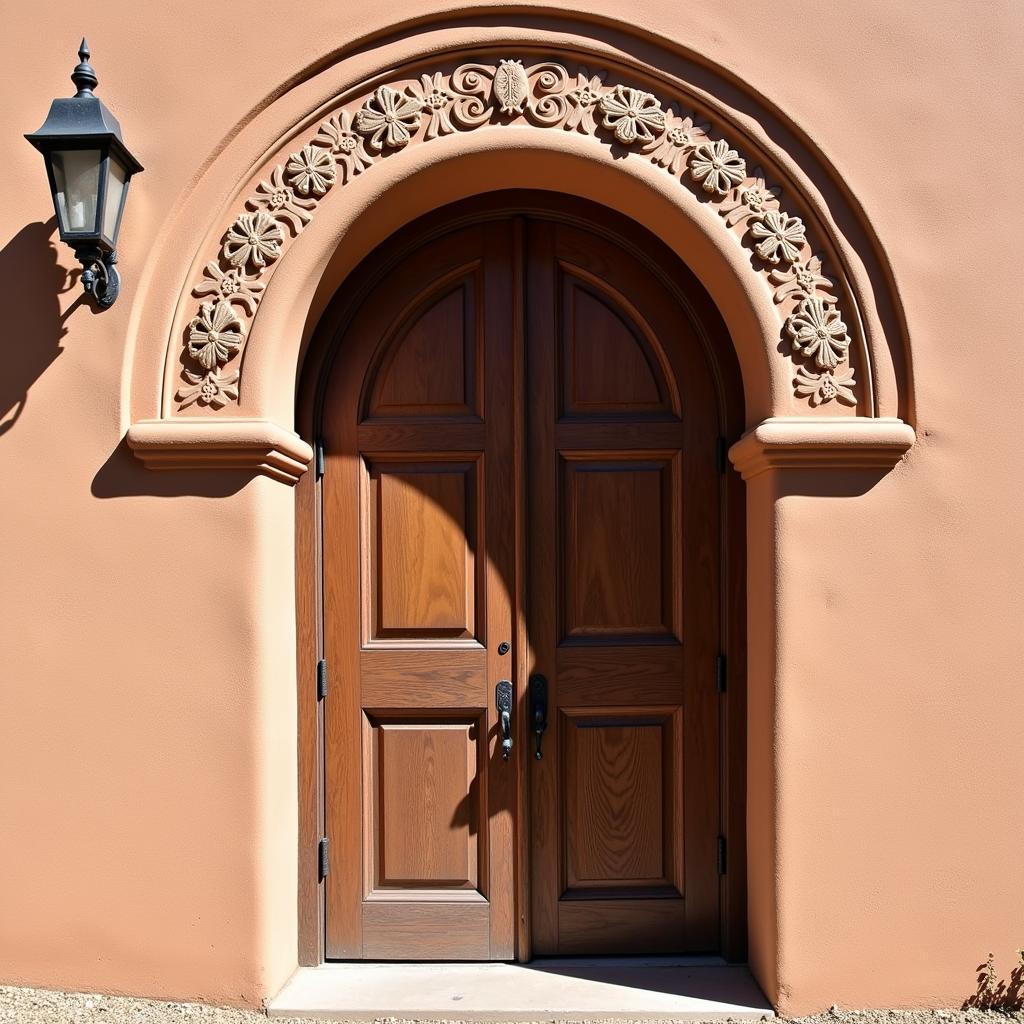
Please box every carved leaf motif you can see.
[247,165,316,235]
[794,365,856,406]
[721,169,781,227]
[494,59,529,114]
[176,368,241,410]
[644,108,707,175]
[564,69,606,133]
[769,255,834,304]
[313,111,374,182]
[192,261,266,316]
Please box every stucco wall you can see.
[1,0,1022,1014]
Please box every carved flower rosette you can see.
[178,57,858,412]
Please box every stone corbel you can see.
[126,418,313,485]
[728,417,915,479]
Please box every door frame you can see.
[294,190,747,965]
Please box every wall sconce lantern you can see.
[25,40,143,308]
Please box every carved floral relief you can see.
[179,56,858,411]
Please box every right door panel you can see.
[527,218,721,955]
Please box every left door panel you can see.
[321,221,518,960]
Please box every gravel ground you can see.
[2,987,1024,1024]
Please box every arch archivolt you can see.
[127,23,914,482]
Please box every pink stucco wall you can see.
[1,0,1022,1014]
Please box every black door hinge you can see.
[717,436,729,474]
[315,439,326,479]
[716,653,727,694]
[717,835,728,876]
[316,659,328,701]
[318,837,330,881]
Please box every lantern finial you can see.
[71,39,98,97]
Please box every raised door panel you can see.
[367,716,483,894]
[365,459,480,641]
[559,267,675,419]
[562,708,682,895]
[367,268,481,420]
[562,456,679,641]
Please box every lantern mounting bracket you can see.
[77,246,120,308]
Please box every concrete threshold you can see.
[267,957,774,1021]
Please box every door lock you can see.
[529,674,548,760]
[495,680,513,761]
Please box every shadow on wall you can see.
[0,218,85,437]
[963,951,1024,1011]
[91,438,253,499]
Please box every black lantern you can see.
[25,40,143,308]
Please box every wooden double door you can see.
[320,202,725,961]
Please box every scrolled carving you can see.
[448,64,495,129]
[524,62,571,126]
[176,55,860,412]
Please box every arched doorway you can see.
[299,192,746,961]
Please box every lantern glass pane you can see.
[51,149,101,233]
[102,154,128,245]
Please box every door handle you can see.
[529,674,548,760]
[495,680,513,761]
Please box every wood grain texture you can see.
[294,440,323,964]
[561,270,669,416]
[370,275,477,418]
[529,216,720,956]
[556,645,684,706]
[360,649,486,708]
[321,221,518,961]
[358,423,486,452]
[362,902,490,960]
[562,457,675,639]
[557,898,686,954]
[562,709,680,892]
[368,460,476,638]
[370,717,482,891]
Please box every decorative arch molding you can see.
[125,18,914,482]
